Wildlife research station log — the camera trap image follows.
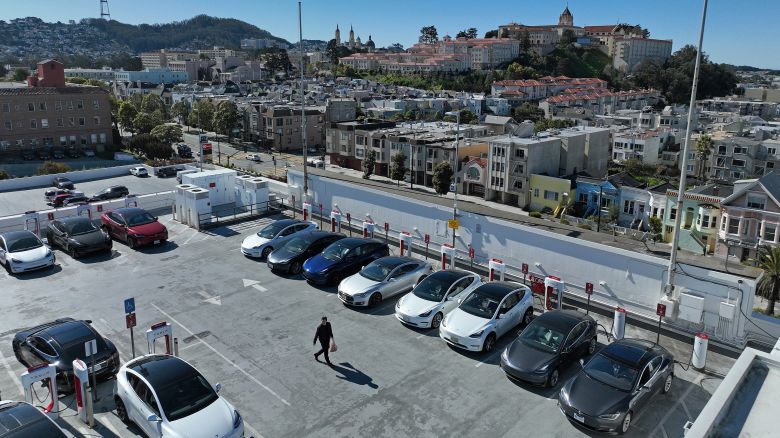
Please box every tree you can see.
[12,68,29,81]
[171,101,189,124]
[150,124,183,145]
[142,142,173,160]
[390,152,407,186]
[213,100,241,141]
[362,149,376,179]
[419,26,439,44]
[507,62,537,80]
[559,29,576,45]
[756,245,780,315]
[513,102,545,123]
[648,217,663,242]
[520,30,532,54]
[484,30,498,39]
[117,101,138,133]
[607,203,620,225]
[263,49,293,75]
[132,112,160,134]
[534,118,575,132]
[695,134,713,181]
[0,170,9,180]
[432,162,454,195]
[189,100,215,132]
[456,28,478,39]
[141,94,166,117]
[36,162,71,175]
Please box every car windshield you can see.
[257,222,288,239]
[280,236,309,254]
[66,220,98,236]
[156,372,219,422]
[519,323,566,353]
[360,260,396,282]
[321,241,353,261]
[459,290,500,319]
[413,275,456,302]
[8,236,43,252]
[583,353,639,392]
[126,212,156,227]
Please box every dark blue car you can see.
[302,238,389,285]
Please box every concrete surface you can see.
[0,213,734,438]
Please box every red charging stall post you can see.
[330,209,342,232]
[362,220,375,238]
[488,258,505,281]
[440,244,456,270]
[399,232,412,256]
[543,275,565,313]
[424,234,430,260]
[302,201,312,222]
[146,321,173,355]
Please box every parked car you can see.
[439,282,534,353]
[130,166,148,177]
[46,216,112,258]
[115,354,244,438]
[302,238,390,286]
[37,149,51,160]
[241,219,318,259]
[44,188,74,204]
[51,193,76,208]
[52,176,74,190]
[62,196,90,207]
[338,256,432,307]
[558,339,674,434]
[52,149,65,159]
[90,185,129,202]
[267,231,345,275]
[12,318,119,392]
[500,310,597,387]
[22,150,35,160]
[177,144,193,158]
[395,270,482,329]
[101,207,168,248]
[0,230,55,274]
[0,401,67,437]
[247,153,263,162]
[155,166,177,178]
[83,149,96,157]
[66,148,81,158]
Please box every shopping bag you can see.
[330,340,337,352]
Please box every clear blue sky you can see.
[2,0,778,68]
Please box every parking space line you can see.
[649,374,703,436]
[181,229,201,246]
[151,303,291,407]
[475,350,501,368]
[98,414,124,436]
[0,348,23,397]
[415,334,426,339]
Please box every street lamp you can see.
[445,110,461,247]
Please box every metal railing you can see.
[197,196,284,229]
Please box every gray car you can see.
[338,256,432,307]
[558,338,674,434]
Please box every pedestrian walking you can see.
[313,316,335,365]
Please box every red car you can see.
[100,207,168,249]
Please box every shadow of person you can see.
[331,362,378,389]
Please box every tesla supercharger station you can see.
[330,211,342,232]
[440,244,456,270]
[187,187,211,229]
[234,175,253,208]
[362,220,375,238]
[613,307,627,340]
[543,275,565,312]
[692,332,709,370]
[146,322,173,354]
[124,194,138,208]
[245,178,269,212]
[23,211,39,235]
[20,364,59,418]
[72,359,92,425]
[76,204,91,219]
[488,259,506,281]
[175,184,196,224]
[399,232,412,256]
[302,201,312,222]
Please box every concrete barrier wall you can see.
[0,164,141,192]
[290,170,757,346]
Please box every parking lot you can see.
[0,174,180,217]
[0,212,734,438]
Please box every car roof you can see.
[373,256,417,268]
[57,216,92,226]
[0,230,37,244]
[299,230,343,241]
[333,237,377,248]
[0,401,67,437]
[426,269,472,283]
[472,281,523,300]
[602,338,661,368]
[128,355,199,391]
[40,320,95,347]
[113,207,146,216]
[273,219,301,227]
[532,309,591,332]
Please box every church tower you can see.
[558,6,573,27]
[349,25,355,49]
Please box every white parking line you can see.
[152,303,291,407]
[475,350,501,368]
[649,374,703,436]
[98,413,124,436]
[415,334,426,339]
[0,348,23,397]
[181,229,201,246]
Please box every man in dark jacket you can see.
[313,316,334,365]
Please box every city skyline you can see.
[1,0,778,69]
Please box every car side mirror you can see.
[153,216,158,221]
[457,298,463,304]
[388,277,397,282]
[147,414,161,422]
[214,382,222,393]
[579,358,585,368]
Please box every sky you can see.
[1,0,779,69]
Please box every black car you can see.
[12,318,120,392]
[267,231,345,275]
[177,144,193,158]
[90,185,129,201]
[0,401,68,437]
[46,216,112,258]
[52,149,65,159]
[52,176,74,190]
[66,148,81,158]
[155,166,177,177]
[302,238,390,285]
[558,338,674,435]
[500,310,597,387]
[36,149,50,160]
[22,150,35,160]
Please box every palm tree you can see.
[695,134,713,181]
[756,245,780,315]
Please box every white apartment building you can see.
[613,38,673,72]
[64,68,116,82]
[611,129,674,164]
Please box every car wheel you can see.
[587,336,597,355]
[369,293,382,307]
[330,272,342,286]
[547,368,560,387]
[662,373,673,394]
[431,312,444,329]
[289,261,302,275]
[523,308,534,326]
[619,412,632,434]
[482,333,496,353]
[69,246,79,259]
[261,247,273,259]
[128,237,137,249]
[115,396,130,424]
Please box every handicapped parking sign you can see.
[124,297,135,315]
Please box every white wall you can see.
[0,164,141,192]
[290,170,761,346]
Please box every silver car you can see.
[338,256,432,307]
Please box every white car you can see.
[338,256,432,306]
[241,219,317,258]
[130,166,148,177]
[115,354,244,438]
[439,281,534,353]
[395,270,481,329]
[247,153,263,162]
[0,230,55,274]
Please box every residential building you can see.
[486,136,560,207]
[617,182,672,231]
[575,172,645,220]
[262,106,325,152]
[0,59,113,154]
[491,76,608,102]
[612,37,673,72]
[325,98,357,123]
[64,67,116,82]
[611,129,675,165]
[664,183,732,255]
[744,88,780,104]
[699,98,779,120]
[240,38,289,50]
[708,135,780,182]
[528,174,574,213]
[498,6,586,55]
[114,68,188,85]
[718,173,780,260]
[197,47,239,59]
[462,156,488,197]
[140,49,196,69]
[540,88,661,117]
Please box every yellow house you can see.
[529,174,573,214]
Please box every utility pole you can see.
[666,0,709,298]
[299,1,309,202]
[596,185,603,233]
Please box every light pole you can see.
[445,111,461,247]
[298,1,309,203]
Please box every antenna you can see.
[100,0,111,19]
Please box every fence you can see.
[198,197,284,229]
[562,214,649,241]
